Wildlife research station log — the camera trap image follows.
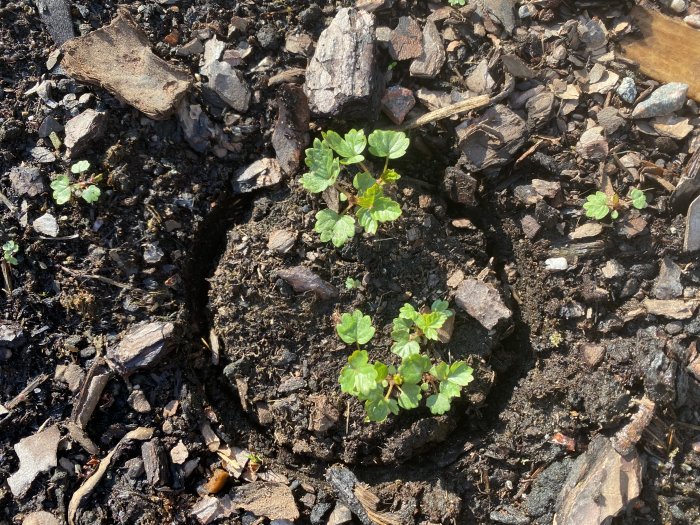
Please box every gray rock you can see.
[409,21,445,78]
[7,425,61,497]
[653,256,683,299]
[177,103,214,153]
[9,166,45,197]
[616,77,637,104]
[388,16,423,61]
[490,506,529,525]
[501,53,535,78]
[523,460,573,517]
[670,149,700,213]
[142,438,170,486]
[256,25,280,50]
[106,321,176,375]
[38,116,63,138]
[484,0,517,33]
[203,60,250,113]
[30,146,56,163]
[35,0,75,45]
[304,8,382,120]
[276,266,338,300]
[455,279,512,330]
[64,109,107,158]
[442,165,478,206]
[0,321,25,349]
[684,194,700,252]
[526,91,555,130]
[631,82,688,119]
[33,213,59,237]
[268,229,297,254]
[233,158,283,193]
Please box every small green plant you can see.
[448,0,467,6]
[2,240,19,266]
[583,188,647,220]
[345,277,362,290]
[301,129,408,247]
[337,302,474,422]
[50,160,102,205]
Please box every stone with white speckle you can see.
[631,82,688,119]
[616,77,637,104]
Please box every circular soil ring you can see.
[209,186,508,464]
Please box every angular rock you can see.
[601,259,625,280]
[170,441,189,464]
[142,438,170,486]
[521,214,541,239]
[643,298,698,319]
[545,257,568,271]
[64,109,107,158]
[381,85,415,125]
[455,279,512,330]
[501,54,535,78]
[107,321,176,375]
[596,106,624,134]
[272,84,310,176]
[466,58,495,95]
[526,92,554,130]
[554,436,641,525]
[128,389,151,413]
[684,193,700,252]
[61,11,192,119]
[33,213,59,237]
[484,0,517,33]
[276,266,338,300]
[285,32,314,56]
[233,158,283,193]
[672,149,700,214]
[230,482,300,521]
[456,105,527,172]
[190,495,236,525]
[8,425,61,497]
[442,165,478,206]
[653,256,683,299]
[410,21,445,78]
[328,503,353,525]
[617,77,637,104]
[35,0,75,45]
[0,321,25,349]
[268,230,297,254]
[569,222,602,240]
[38,116,63,138]
[30,147,56,164]
[9,167,45,198]
[202,60,250,113]
[576,126,608,161]
[631,82,688,119]
[304,8,381,119]
[388,17,423,61]
[22,511,62,525]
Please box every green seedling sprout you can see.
[448,0,467,5]
[50,160,102,205]
[345,277,362,290]
[300,129,408,247]
[583,187,647,221]
[337,302,474,423]
[2,240,19,266]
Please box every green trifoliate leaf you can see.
[430,361,449,382]
[368,130,410,159]
[323,129,366,164]
[380,168,401,183]
[71,160,90,174]
[81,185,101,204]
[336,309,375,345]
[583,191,610,220]
[301,139,340,193]
[339,350,378,397]
[398,303,419,322]
[439,380,462,399]
[397,383,422,410]
[398,354,431,383]
[390,338,421,358]
[353,172,376,193]
[345,277,362,290]
[431,300,451,314]
[629,188,647,210]
[365,395,399,422]
[50,175,72,205]
[357,183,381,209]
[446,361,474,387]
[370,196,401,223]
[415,311,450,341]
[426,391,452,415]
[314,209,355,247]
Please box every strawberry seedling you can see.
[337,302,474,422]
[50,160,102,205]
[301,129,408,247]
[2,240,19,266]
[583,187,647,221]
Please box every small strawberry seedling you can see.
[301,129,409,247]
[337,302,474,422]
[2,240,19,266]
[50,160,102,205]
[583,188,647,220]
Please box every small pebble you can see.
[545,257,568,271]
[518,4,537,18]
[631,82,688,119]
[616,77,637,104]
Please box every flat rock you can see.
[684,193,700,251]
[33,213,59,237]
[410,21,445,78]
[631,82,688,119]
[380,85,415,125]
[643,298,698,319]
[455,279,512,330]
[128,389,152,413]
[569,222,603,240]
[576,126,608,161]
[276,266,338,300]
[466,58,496,95]
[304,8,381,119]
[230,481,300,521]
[501,53,535,78]
[22,511,62,525]
[9,166,45,197]
[526,92,554,130]
[61,11,192,119]
[456,104,527,172]
[272,84,310,176]
[388,17,423,61]
[8,425,61,497]
[107,321,176,375]
[30,147,56,164]
[553,436,641,525]
[268,229,297,254]
[0,321,24,350]
[202,60,250,113]
[652,256,683,299]
[64,109,107,157]
[285,32,314,56]
[483,0,516,33]
[442,165,478,206]
[521,214,541,239]
[142,438,170,486]
[233,158,283,193]
[596,106,624,134]
[35,0,75,45]
[617,77,637,104]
